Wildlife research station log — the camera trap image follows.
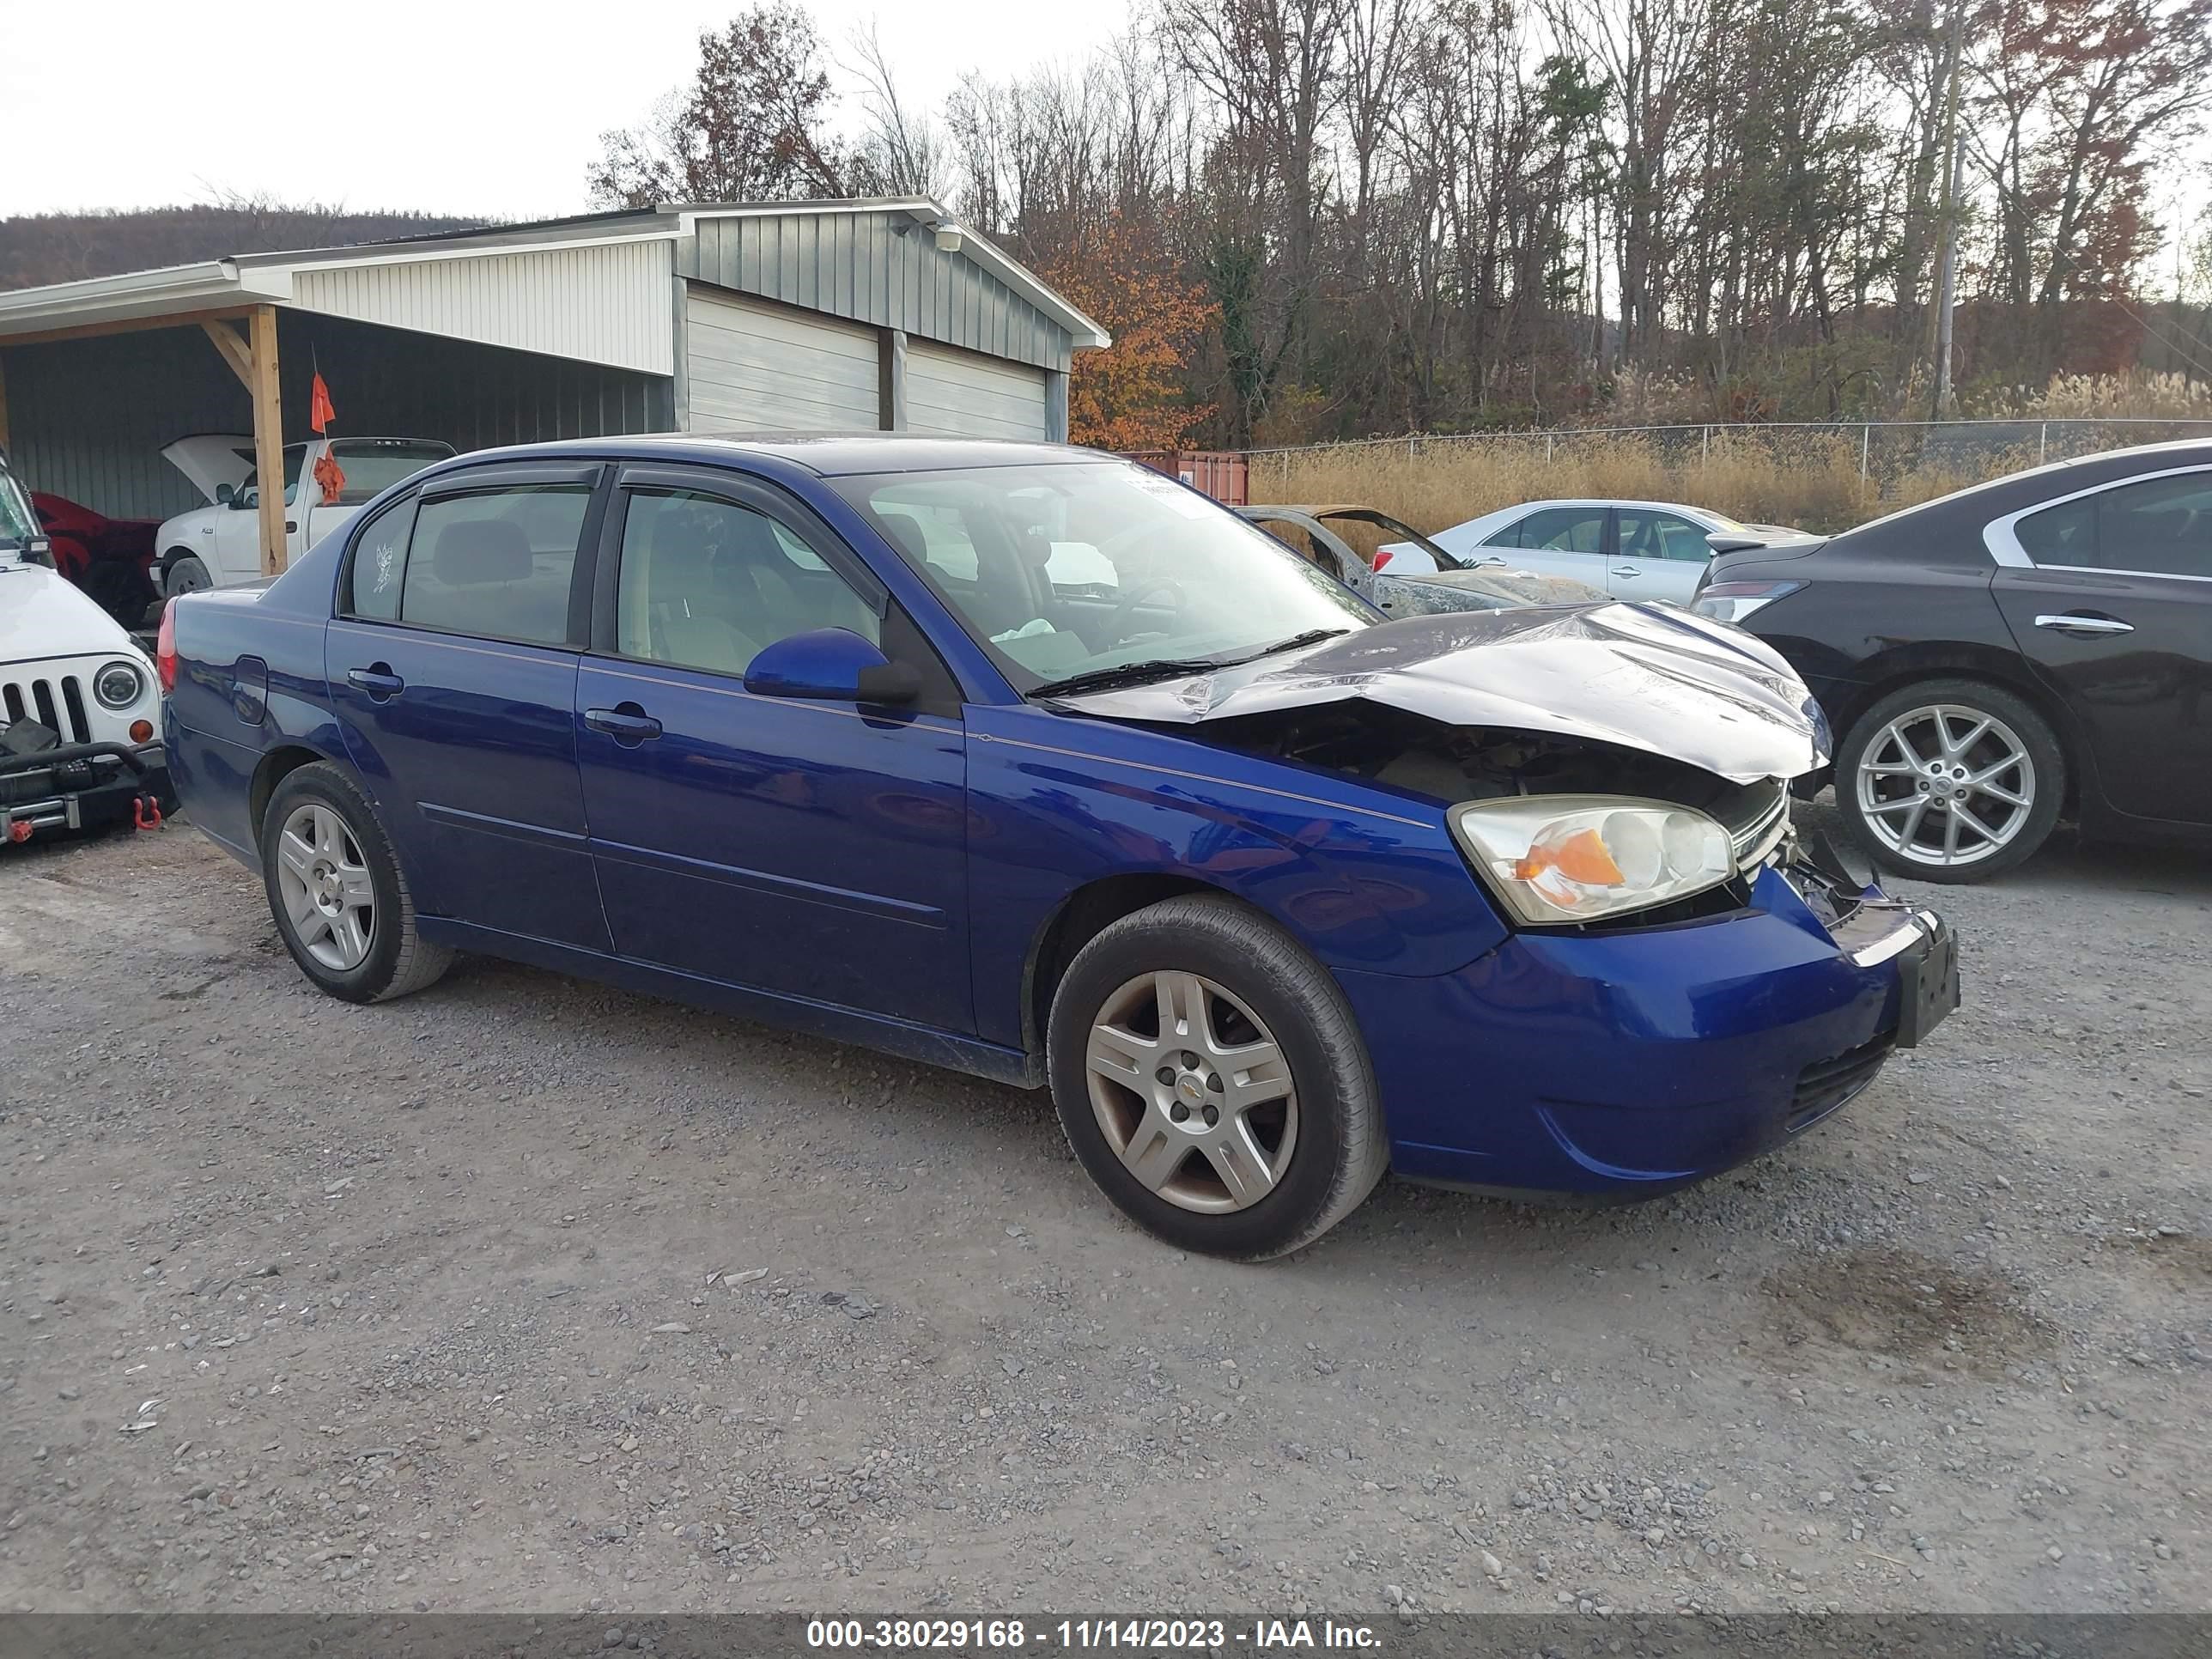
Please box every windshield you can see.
[0,460,34,550]
[833,461,1377,690]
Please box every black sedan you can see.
[1696,441,2212,881]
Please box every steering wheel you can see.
[1107,576,1185,643]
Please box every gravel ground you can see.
[1,809,2205,1618]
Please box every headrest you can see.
[874,509,929,562]
[432,517,532,586]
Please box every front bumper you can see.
[0,739,173,844]
[1340,865,1955,1197]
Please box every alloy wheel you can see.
[1084,970,1300,1214]
[1855,702,2036,869]
[274,803,377,971]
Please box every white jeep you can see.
[0,453,169,844]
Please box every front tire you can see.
[1836,678,2064,883]
[1046,895,1388,1259]
[259,763,452,1003]
[162,552,213,598]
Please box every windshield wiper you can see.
[1228,628,1350,662]
[1029,630,1351,701]
[1029,657,1228,699]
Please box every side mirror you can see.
[1705,534,1765,556]
[743,628,920,706]
[215,483,235,507]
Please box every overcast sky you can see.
[9,0,1127,221]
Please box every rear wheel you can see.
[259,763,452,1003]
[1837,679,2064,883]
[1046,895,1387,1259]
[162,552,212,598]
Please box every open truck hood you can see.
[161,434,257,503]
[1049,603,1830,785]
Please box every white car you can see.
[1,453,169,844]
[154,434,454,596]
[1387,499,1811,604]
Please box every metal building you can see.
[0,199,1108,574]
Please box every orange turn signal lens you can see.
[130,719,155,744]
[1515,826,1624,887]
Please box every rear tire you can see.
[162,552,213,598]
[259,762,452,1003]
[1836,678,2064,884]
[1046,895,1388,1259]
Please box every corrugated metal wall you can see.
[684,211,1075,373]
[3,312,673,520]
[291,240,674,375]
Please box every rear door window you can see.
[2014,473,2212,577]
[343,495,418,622]
[1502,507,1606,552]
[399,485,592,646]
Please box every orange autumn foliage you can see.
[1036,214,1216,450]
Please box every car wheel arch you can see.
[250,744,343,842]
[1019,872,1231,1061]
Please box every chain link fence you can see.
[1249,416,2212,482]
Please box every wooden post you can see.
[247,306,286,576]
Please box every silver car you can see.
[1410,499,1810,605]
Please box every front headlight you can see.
[1449,795,1737,925]
[94,659,146,709]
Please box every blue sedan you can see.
[161,436,1959,1258]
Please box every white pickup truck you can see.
[154,434,454,595]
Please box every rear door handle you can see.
[583,703,663,745]
[346,665,404,701]
[2034,613,2133,636]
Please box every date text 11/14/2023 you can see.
[805,1618,1385,1650]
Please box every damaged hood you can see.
[1050,603,1831,784]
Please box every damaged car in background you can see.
[1237,502,1607,617]
[164,437,1960,1260]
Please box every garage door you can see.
[905,340,1049,439]
[684,287,880,431]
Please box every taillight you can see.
[1371,548,1395,571]
[1692,580,1803,625]
[156,598,179,693]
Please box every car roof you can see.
[410,431,1106,480]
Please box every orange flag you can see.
[309,372,337,434]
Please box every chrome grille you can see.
[1721,779,1790,871]
[1,673,91,744]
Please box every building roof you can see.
[0,198,1109,352]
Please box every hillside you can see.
[0,204,494,291]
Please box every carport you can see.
[0,201,1107,580]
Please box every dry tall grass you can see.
[1256,371,2212,536]
[1261,431,2057,535]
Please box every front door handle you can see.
[2034,613,2133,637]
[284,520,297,534]
[584,702,663,745]
[346,664,404,701]
[1612,564,1642,578]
